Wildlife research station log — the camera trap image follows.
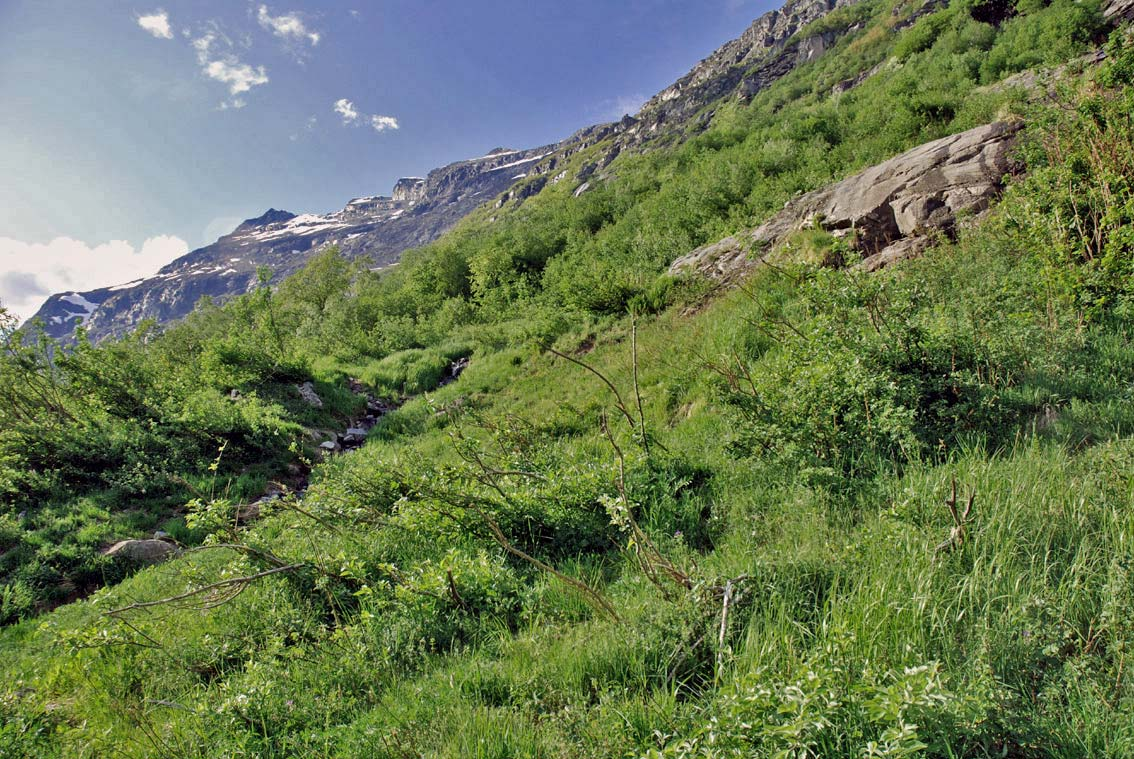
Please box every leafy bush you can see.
[1001,31,1134,316]
[979,0,1104,82]
[722,265,1026,479]
[648,653,964,758]
[893,5,959,60]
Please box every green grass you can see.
[6,229,1134,755]
[3,1,1134,755]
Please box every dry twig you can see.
[935,477,975,554]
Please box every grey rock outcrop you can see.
[392,178,427,204]
[671,120,1023,281]
[667,236,756,287]
[297,382,324,409]
[1104,0,1134,23]
[641,0,861,129]
[755,120,1023,253]
[104,539,178,564]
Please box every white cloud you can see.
[137,10,174,39]
[334,98,359,124]
[335,100,399,134]
[192,32,215,60]
[0,235,189,322]
[192,31,269,101]
[257,5,320,46]
[203,57,268,95]
[370,115,399,132]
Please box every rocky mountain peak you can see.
[26,144,556,344]
[237,208,297,231]
[505,0,869,200]
[637,0,861,130]
[392,178,427,204]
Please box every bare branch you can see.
[105,564,305,617]
[631,319,650,456]
[935,477,975,555]
[716,578,735,685]
[546,345,637,430]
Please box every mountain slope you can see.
[6,0,1134,755]
[27,0,869,344]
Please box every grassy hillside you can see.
[4,0,1134,755]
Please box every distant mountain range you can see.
[28,146,555,343]
[27,0,860,344]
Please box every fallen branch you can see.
[105,564,305,617]
[545,345,637,431]
[601,411,691,592]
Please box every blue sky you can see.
[0,0,775,318]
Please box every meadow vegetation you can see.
[3,0,1134,755]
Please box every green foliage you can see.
[892,0,1103,84]
[4,1,1134,755]
[791,0,882,42]
[979,0,1105,82]
[0,691,64,759]
[0,257,365,618]
[648,654,959,758]
[1001,31,1134,316]
[353,343,469,398]
[893,6,960,60]
[722,263,1028,481]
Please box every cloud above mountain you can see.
[193,32,269,99]
[0,235,189,321]
[334,98,360,124]
[335,99,399,132]
[135,11,273,108]
[370,115,399,132]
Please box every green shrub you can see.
[1001,32,1134,317]
[893,5,958,60]
[723,265,1026,479]
[979,0,1104,82]
[648,653,964,758]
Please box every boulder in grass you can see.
[297,381,324,409]
[670,121,1024,280]
[104,539,178,564]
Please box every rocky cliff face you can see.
[391,178,426,204]
[29,145,554,343]
[640,0,859,128]
[514,0,873,196]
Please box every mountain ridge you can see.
[26,0,868,343]
[28,144,556,343]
